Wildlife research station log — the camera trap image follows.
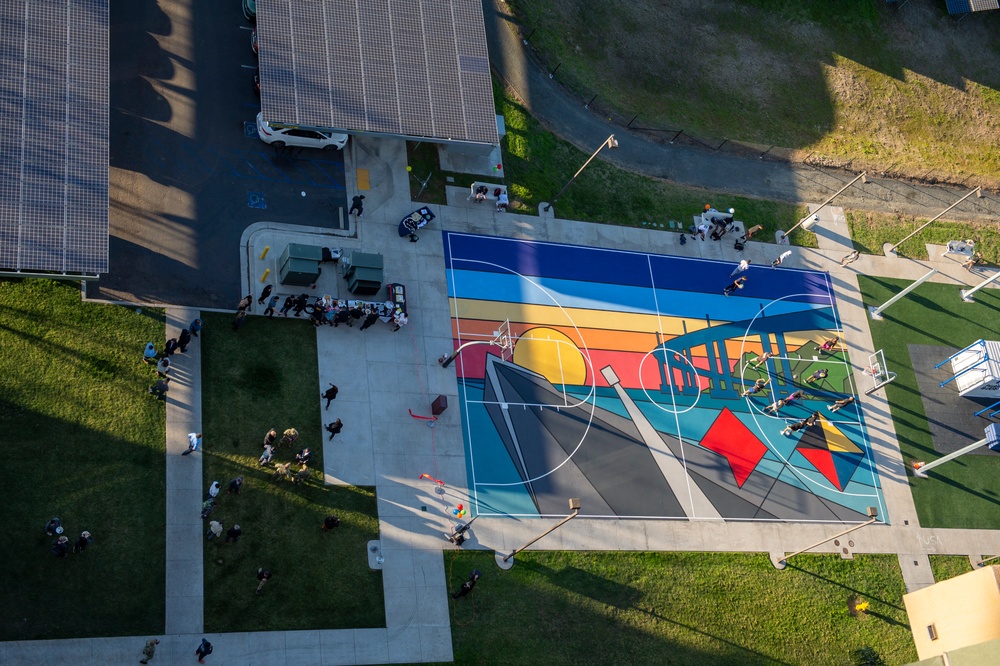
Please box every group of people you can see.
[258,426,313,485]
[233,289,408,333]
[45,517,93,558]
[471,185,509,212]
[145,318,203,400]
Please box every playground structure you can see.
[936,340,1000,398]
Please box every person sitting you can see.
[293,465,311,485]
[45,518,63,536]
[272,462,292,481]
[201,499,216,519]
[280,428,298,448]
[142,342,158,364]
[816,336,840,353]
[295,448,312,465]
[473,185,488,203]
[496,191,509,212]
[322,515,341,531]
[51,535,71,558]
[259,444,275,466]
[962,252,983,271]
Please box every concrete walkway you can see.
[481,0,1000,223]
[5,131,1000,663]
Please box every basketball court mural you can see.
[444,232,887,524]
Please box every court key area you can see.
[444,232,886,524]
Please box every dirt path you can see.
[483,0,1000,223]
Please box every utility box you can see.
[431,395,448,416]
[278,244,322,286]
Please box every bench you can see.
[468,182,508,202]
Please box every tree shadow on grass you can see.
[784,562,904,611]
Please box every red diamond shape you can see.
[699,407,768,488]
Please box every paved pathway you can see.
[5,132,1000,663]
[481,0,1000,223]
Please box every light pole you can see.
[780,171,867,241]
[496,498,581,569]
[888,186,982,255]
[772,507,879,569]
[543,135,618,213]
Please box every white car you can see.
[256,113,348,151]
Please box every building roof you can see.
[258,0,499,146]
[0,0,109,275]
[903,565,1000,661]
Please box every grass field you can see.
[445,551,915,665]
[0,279,166,640]
[506,0,1000,186]
[929,555,974,583]
[199,312,384,632]
[847,209,1000,263]
[495,82,818,247]
[859,276,1000,529]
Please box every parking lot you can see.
[93,0,348,308]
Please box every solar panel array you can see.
[946,0,999,13]
[260,0,499,145]
[0,0,109,275]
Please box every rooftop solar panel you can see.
[0,0,109,275]
[260,0,499,145]
[946,0,999,13]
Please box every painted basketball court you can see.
[444,231,886,524]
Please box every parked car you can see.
[242,0,255,21]
[253,67,260,95]
[251,29,258,55]
[256,113,348,151]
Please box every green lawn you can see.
[0,278,166,640]
[496,83,817,248]
[846,210,1000,264]
[859,276,1000,529]
[200,312,384,632]
[445,551,915,665]
[506,0,1000,186]
[929,555,974,584]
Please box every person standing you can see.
[143,342,158,364]
[178,328,192,353]
[183,432,203,456]
[149,379,170,400]
[206,520,223,541]
[207,481,221,500]
[263,295,280,318]
[326,419,343,441]
[323,384,339,410]
[225,525,242,543]
[156,356,171,378]
[139,638,159,664]
[359,311,380,331]
[73,531,93,553]
[841,250,860,267]
[279,428,298,448]
[237,294,252,312]
[292,293,309,317]
[231,310,247,332]
[257,285,273,305]
[771,250,792,268]
[163,338,179,356]
[264,428,278,448]
[349,194,365,218]
[256,568,272,594]
[189,318,203,337]
[391,311,408,332]
[295,448,311,465]
[279,296,295,317]
[729,259,751,278]
[723,276,747,297]
[195,638,213,663]
[227,476,243,495]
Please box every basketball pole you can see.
[439,340,496,369]
[960,269,1000,303]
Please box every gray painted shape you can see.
[909,344,1000,456]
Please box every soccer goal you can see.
[863,349,897,395]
